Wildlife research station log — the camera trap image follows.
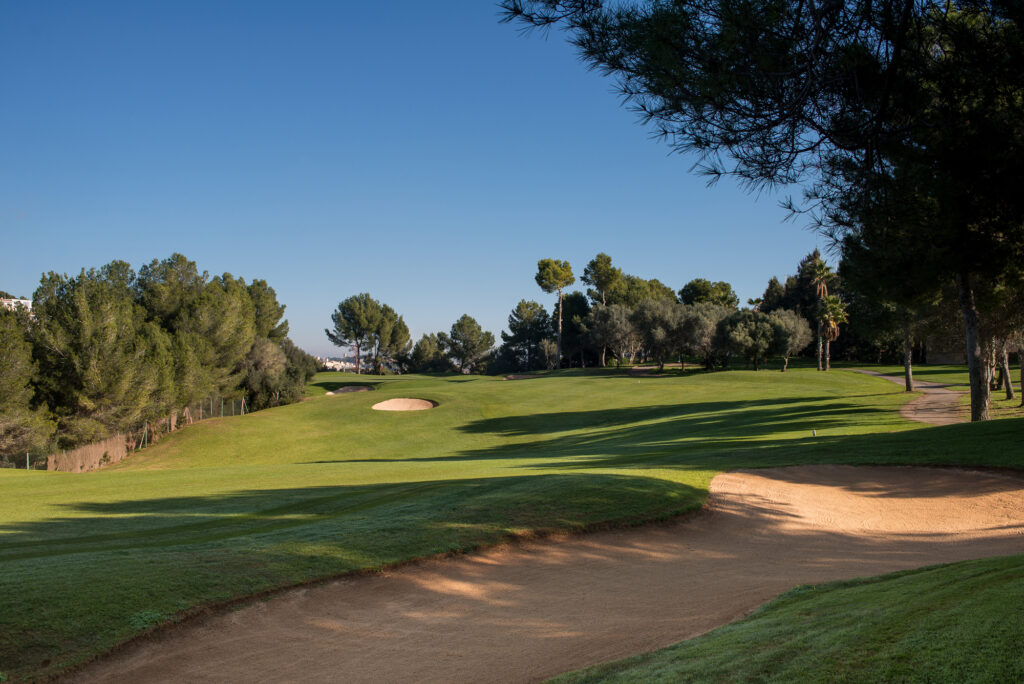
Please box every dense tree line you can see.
[489,253,813,375]
[326,295,496,375]
[0,254,318,461]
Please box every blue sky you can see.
[1,1,825,357]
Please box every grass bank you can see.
[553,554,1024,683]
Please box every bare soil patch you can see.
[73,465,1024,684]
[504,374,543,380]
[371,398,437,411]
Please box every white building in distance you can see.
[1,298,32,312]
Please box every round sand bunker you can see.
[371,398,437,411]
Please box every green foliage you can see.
[715,309,777,370]
[760,276,786,313]
[499,300,552,371]
[769,309,814,369]
[247,279,288,342]
[447,314,495,373]
[19,253,307,452]
[760,250,827,322]
[408,333,455,373]
[581,253,622,306]
[534,258,575,295]
[556,291,593,366]
[31,264,174,446]
[678,278,739,308]
[608,274,675,307]
[680,302,731,369]
[240,339,288,410]
[586,304,637,367]
[820,294,849,342]
[631,298,685,370]
[371,304,412,373]
[325,293,381,374]
[0,310,55,458]
[325,294,411,375]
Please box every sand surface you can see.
[852,369,965,425]
[72,465,1024,684]
[371,398,436,411]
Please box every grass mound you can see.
[552,554,1024,683]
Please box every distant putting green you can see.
[1,369,1022,681]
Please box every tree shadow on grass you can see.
[310,379,382,393]
[0,474,701,563]
[320,397,895,468]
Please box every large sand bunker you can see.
[371,398,437,411]
[74,465,1024,684]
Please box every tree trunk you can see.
[903,321,914,392]
[989,339,999,390]
[824,339,831,371]
[556,290,563,369]
[782,356,789,372]
[956,272,989,421]
[1000,345,1015,401]
[816,324,823,371]
[658,358,664,372]
[600,346,606,368]
[355,341,361,375]
[1019,349,1024,407]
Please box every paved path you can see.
[73,466,1023,684]
[852,369,966,425]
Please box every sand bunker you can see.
[325,386,371,396]
[371,398,437,411]
[504,374,542,380]
[73,465,1024,684]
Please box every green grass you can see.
[552,554,1024,683]
[1,368,1022,681]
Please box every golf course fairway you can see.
[2,369,1022,681]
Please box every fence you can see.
[40,395,249,473]
[46,434,129,473]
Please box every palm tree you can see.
[819,294,848,371]
[810,259,834,371]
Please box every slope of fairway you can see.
[1,369,1021,681]
[552,554,1024,683]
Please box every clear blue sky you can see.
[1,1,825,357]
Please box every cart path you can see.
[73,465,1024,684]
[852,369,966,425]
